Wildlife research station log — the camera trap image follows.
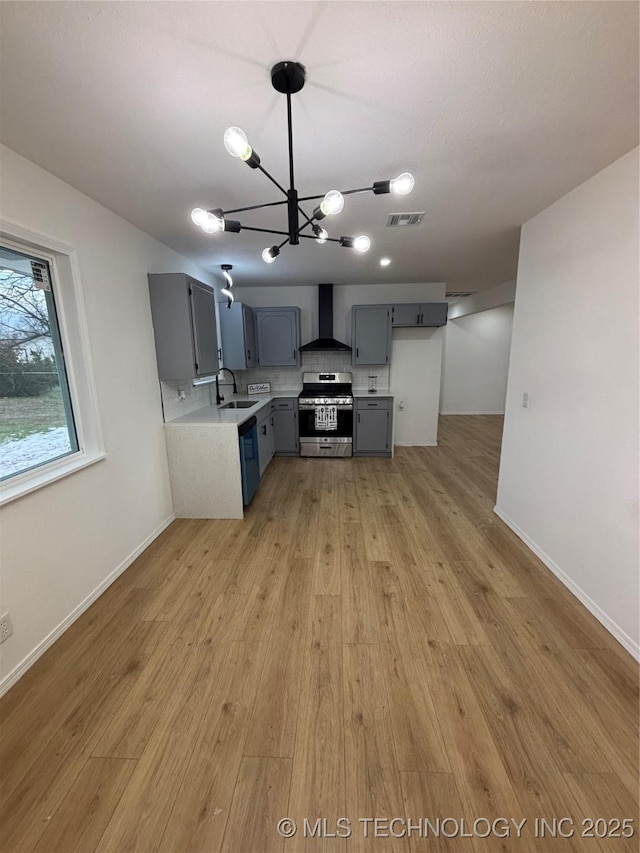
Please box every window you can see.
[0,226,105,504]
[0,245,79,479]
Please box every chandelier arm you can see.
[340,186,377,196]
[296,219,314,236]
[217,199,289,216]
[240,226,292,237]
[297,233,341,243]
[256,164,289,197]
[297,205,315,228]
[296,186,375,204]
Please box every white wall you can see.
[235,282,447,443]
[496,147,639,659]
[448,279,516,320]
[441,303,514,414]
[0,145,217,690]
[391,327,443,445]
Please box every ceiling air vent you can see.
[445,291,475,299]
[386,211,425,227]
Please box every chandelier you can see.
[220,264,234,306]
[191,61,415,264]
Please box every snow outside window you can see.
[0,245,79,480]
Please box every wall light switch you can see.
[522,392,529,408]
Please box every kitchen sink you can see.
[221,400,259,409]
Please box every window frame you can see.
[0,221,106,505]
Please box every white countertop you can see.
[166,392,295,427]
[166,390,394,427]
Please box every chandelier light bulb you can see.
[320,190,345,217]
[191,208,222,233]
[262,246,279,264]
[201,215,222,234]
[353,235,371,253]
[224,126,252,161]
[315,227,328,244]
[390,172,415,195]
[191,208,208,227]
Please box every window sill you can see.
[0,450,107,507]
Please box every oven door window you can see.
[299,407,353,437]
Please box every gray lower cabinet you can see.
[254,307,301,367]
[218,301,257,369]
[352,305,392,365]
[148,273,219,381]
[391,302,448,327]
[354,397,393,456]
[271,398,299,454]
[257,406,275,476]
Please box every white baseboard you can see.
[0,514,175,698]
[493,506,639,661]
[394,440,438,447]
[440,411,505,416]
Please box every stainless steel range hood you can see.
[299,283,351,352]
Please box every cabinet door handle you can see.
[367,402,376,406]
[420,313,423,324]
[262,425,267,435]
[416,313,420,324]
[247,349,251,360]
[356,347,359,358]
[357,413,361,423]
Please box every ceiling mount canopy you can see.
[191,60,415,264]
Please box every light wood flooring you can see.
[1,415,638,852]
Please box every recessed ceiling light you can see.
[380,257,391,267]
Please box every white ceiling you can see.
[1,1,638,291]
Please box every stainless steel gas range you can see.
[298,372,354,457]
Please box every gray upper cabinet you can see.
[148,273,219,381]
[254,307,301,367]
[419,303,448,326]
[391,302,448,327]
[391,303,421,326]
[352,305,392,365]
[218,302,257,369]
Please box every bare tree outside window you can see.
[0,246,78,479]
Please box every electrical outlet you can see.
[0,612,13,644]
[522,392,529,408]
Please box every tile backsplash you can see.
[159,352,389,422]
[238,351,390,394]
[160,380,213,422]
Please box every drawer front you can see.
[272,398,295,410]
[356,398,389,410]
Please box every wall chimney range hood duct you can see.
[300,283,351,352]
